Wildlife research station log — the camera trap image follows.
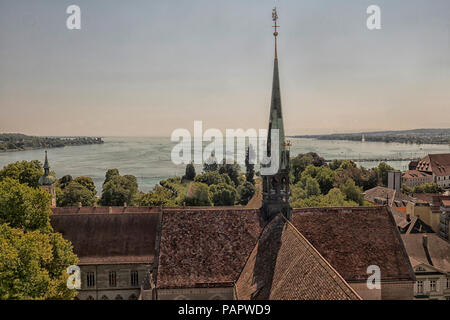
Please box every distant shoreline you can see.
[289,128,450,146]
[0,133,104,153]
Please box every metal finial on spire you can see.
[272,7,279,59]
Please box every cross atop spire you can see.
[272,7,279,59]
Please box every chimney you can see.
[108,206,113,214]
[78,202,82,208]
[123,202,127,208]
[422,234,428,249]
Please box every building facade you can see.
[402,170,433,188]
[440,199,450,242]
[402,234,450,300]
[416,154,450,189]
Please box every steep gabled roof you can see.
[291,206,415,282]
[363,186,414,207]
[416,153,450,176]
[155,208,265,289]
[235,214,361,300]
[401,234,450,273]
[51,207,160,265]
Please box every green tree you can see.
[0,160,43,188]
[210,183,237,206]
[184,182,212,206]
[245,146,255,184]
[377,162,394,186]
[194,171,231,186]
[237,181,256,205]
[103,168,120,186]
[219,161,240,186]
[0,177,78,300]
[203,153,218,173]
[316,166,336,194]
[139,185,177,207]
[58,175,73,190]
[340,178,364,205]
[304,176,321,197]
[100,170,139,206]
[73,177,96,195]
[412,182,440,194]
[290,154,314,184]
[0,178,52,233]
[57,181,96,207]
[183,162,196,181]
[0,224,78,300]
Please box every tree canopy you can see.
[0,160,43,188]
[100,170,139,206]
[0,177,78,300]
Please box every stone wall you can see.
[155,287,235,300]
[381,281,414,300]
[76,263,151,300]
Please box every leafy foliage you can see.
[237,181,256,205]
[0,160,43,188]
[210,183,237,206]
[100,170,139,206]
[183,162,196,181]
[184,182,212,206]
[0,178,52,232]
[0,177,78,300]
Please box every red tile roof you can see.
[51,207,160,265]
[402,170,431,179]
[291,206,415,282]
[155,208,264,289]
[401,234,450,272]
[416,153,450,176]
[235,214,361,300]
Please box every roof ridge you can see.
[279,214,362,300]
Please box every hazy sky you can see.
[1,0,449,136]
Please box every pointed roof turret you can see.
[39,150,56,186]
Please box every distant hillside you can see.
[0,133,104,152]
[291,128,450,145]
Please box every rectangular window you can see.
[130,270,139,287]
[447,278,450,289]
[86,272,95,288]
[417,281,423,294]
[109,271,117,287]
[430,280,436,292]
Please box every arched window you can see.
[209,294,224,300]
[129,294,138,300]
[101,295,109,300]
[174,295,188,300]
[115,295,123,300]
[87,295,94,300]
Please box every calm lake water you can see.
[1,137,449,193]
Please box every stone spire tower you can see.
[261,7,291,221]
[39,151,57,207]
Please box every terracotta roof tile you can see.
[401,234,450,273]
[416,153,450,176]
[155,208,265,289]
[235,214,361,300]
[51,208,160,265]
[291,206,415,282]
